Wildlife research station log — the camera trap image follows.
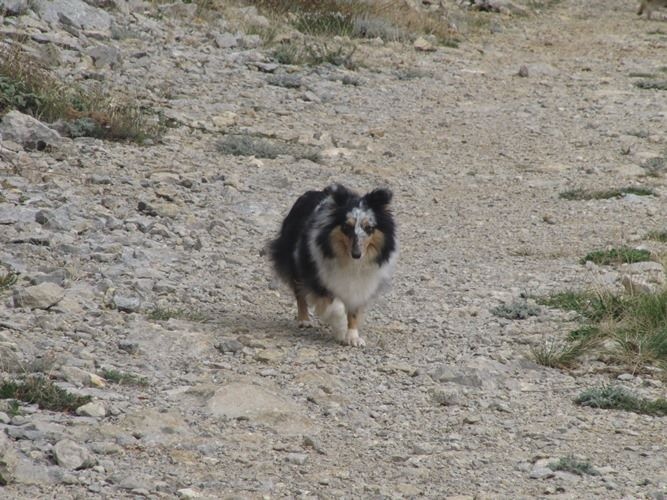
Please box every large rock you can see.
[0,432,19,485]
[0,110,64,151]
[32,0,112,32]
[0,111,64,151]
[206,382,313,435]
[53,439,95,470]
[13,282,65,310]
[0,0,28,15]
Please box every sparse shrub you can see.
[100,368,148,387]
[248,0,457,45]
[491,300,540,320]
[646,229,667,242]
[147,306,210,322]
[641,156,667,176]
[530,338,590,369]
[581,247,652,265]
[0,268,18,291]
[635,79,667,90]
[559,186,655,201]
[549,456,599,476]
[271,39,357,68]
[217,133,320,161]
[575,385,667,416]
[0,376,91,413]
[539,287,667,372]
[0,44,160,143]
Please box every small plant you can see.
[216,133,320,161]
[8,399,21,417]
[559,186,655,200]
[0,268,18,291]
[628,72,656,78]
[0,376,91,413]
[549,456,599,476]
[271,39,357,69]
[575,385,667,416]
[147,306,209,323]
[635,79,667,90]
[581,247,652,265]
[641,156,667,176]
[645,229,667,242]
[491,300,540,320]
[537,290,625,322]
[530,338,590,369]
[100,368,148,387]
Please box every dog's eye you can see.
[341,224,355,236]
[363,225,374,235]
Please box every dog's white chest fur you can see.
[317,254,397,311]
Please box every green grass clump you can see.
[646,230,667,242]
[0,376,91,413]
[559,186,655,201]
[271,40,357,68]
[641,156,667,176]
[0,44,160,143]
[549,456,599,476]
[538,287,667,373]
[530,338,591,369]
[248,0,458,45]
[99,368,148,387]
[491,300,540,320]
[575,385,667,416]
[581,247,652,265]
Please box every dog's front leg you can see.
[344,309,365,347]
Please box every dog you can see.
[638,0,667,18]
[270,183,398,347]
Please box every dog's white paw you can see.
[297,319,313,328]
[338,328,366,347]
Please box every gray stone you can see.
[86,44,121,68]
[13,282,65,309]
[0,432,18,485]
[285,453,308,465]
[0,111,64,151]
[0,0,28,15]
[429,365,483,387]
[177,488,203,499]
[206,382,312,435]
[214,33,238,49]
[53,439,95,470]
[215,338,244,354]
[113,293,142,313]
[530,465,554,479]
[76,402,107,418]
[32,0,112,32]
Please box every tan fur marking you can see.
[364,229,385,260]
[296,294,309,322]
[330,226,353,261]
[347,311,358,330]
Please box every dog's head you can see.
[320,184,395,263]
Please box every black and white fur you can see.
[270,184,398,346]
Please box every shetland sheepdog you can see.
[270,184,398,347]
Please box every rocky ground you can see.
[1,0,667,498]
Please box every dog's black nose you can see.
[352,250,362,259]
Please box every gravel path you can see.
[1,0,666,498]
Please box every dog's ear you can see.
[324,183,353,206]
[364,188,393,209]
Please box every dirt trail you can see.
[1,0,666,497]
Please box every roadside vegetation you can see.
[0,45,160,143]
[0,376,91,413]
